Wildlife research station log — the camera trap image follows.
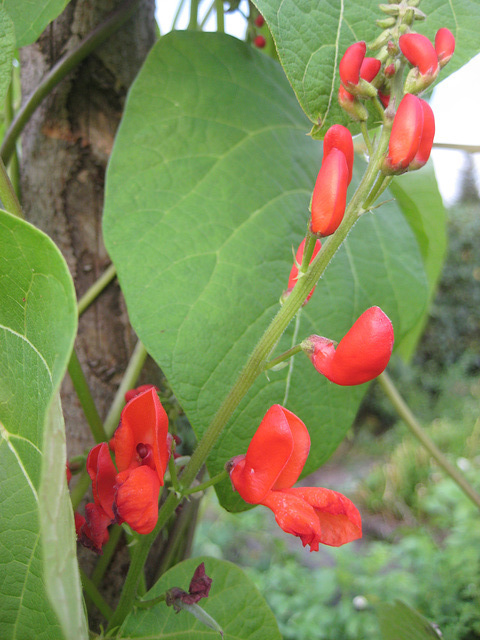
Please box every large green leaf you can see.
[389,163,447,359]
[377,600,441,639]
[0,211,87,640]
[0,7,14,106]
[103,31,428,511]
[2,0,69,48]
[120,557,281,639]
[253,0,480,135]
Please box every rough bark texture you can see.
[19,0,157,621]
[20,0,156,454]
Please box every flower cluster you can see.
[227,405,362,551]
[76,386,170,553]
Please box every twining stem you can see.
[104,340,148,438]
[1,0,142,165]
[5,82,20,197]
[379,371,480,512]
[0,156,23,218]
[67,349,107,443]
[78,264,117,315]
[70,470,91,512]
[215,0,225,32]
[108,116,393,633]
[188,0,199,30]
[92,524,124,586]
[80,568,114,620]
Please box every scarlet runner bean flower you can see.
[399,33,439,92]
[283,237,322,304]
[310,147,349,237]
[301,306,394,386]
[338,54,381,120]
[323,124,354,184]
[77,387,171,551]
[409,98,435,170]
[228,405,362,550]
[435,28,455,68]
[383,93,424,173]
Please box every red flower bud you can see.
[384,63,396,78]
[254,35,266,48]
[339,41,366,88]
[302,306,394,386]
[284,237,322,304]
[409,98,435,170]
[254,14,265,27]
[310,148,349,236]
[399,33,439,76]
[228,405,361,550]
[384,93,423,173]
[323,124,354,184]
[360,57,381,83]
[378,91,390,108]
[435,28,455,67]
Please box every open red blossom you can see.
[323,124,354,184]
[310,148,349,236]
[114,466,161,535]
[124,384,158,404]
[113,386,169,484]
[284,238,322,304]
[410,98,435,170]
[302,306,394,386]
[435,28,455,67]
[77,503,112,554]
[399,33,439,76]
[87,442,117,519]
[228,405,361,550]
[384,93,424,173]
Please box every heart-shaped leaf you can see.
[103,31,428,511]
[253,0,480,135]
[119,557,281,639]
[3,0,69,48]
[0,211,86,640]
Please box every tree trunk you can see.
[18,0,156,621]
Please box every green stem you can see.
[168,455,181,494]
[188,0,199,30]
[81,568,114,621]
[215,0,225,32]
[67,350,107,443]
[78,264,117,316]
[107,118,392,633]
[378,371,480,512]
[264,344,303,371]
[363,174,392,211]
[92,524,124,586]
[5,81,20,198]
[135,593,166,609]
[0,156,23,218]
[1,0,141,165]
[70,470,91,512]
[172,0,187,29]
[298,228,316,275]
[103,340,148,438]
[182,469,227,495]
[360,121,374,157]
[200,1,215,29]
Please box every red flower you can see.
[254,35,266,48]
[339,41,366,88]
[399,33,439,76]
[124,383,158,404]
[384,94,424,173]
[410,98,435,170]
[310,148,349,237]
[302,306,394,386]
[284,237,322,304]
[254,14,265,28]
[228,405,362,550]
[114,466,161,535]
[323,124,354,184]
[435,28,455,68]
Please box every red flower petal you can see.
[305,306,394,386]
[399,33,439,76]
[323,124,354,184]
[124,384,158,404]
[114,387,169,484]
[310,148,349,236]
[385,94,424,171]
[271,408,310,491]
[410,99,435,170]
[86,442,117,519]
[78,503,112,554]
[360,57,381,83]
[286,238,322,303]
[435,28,455,67]
[229,405,295,504]
[115,466,161,535]
[339,41,366,87]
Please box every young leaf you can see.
[103,31,428,512]
[377,600,442,639]
[0,211,86,640]
[3,0,70,47]
[120,557,281,639]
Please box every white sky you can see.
[155,2,480,206]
